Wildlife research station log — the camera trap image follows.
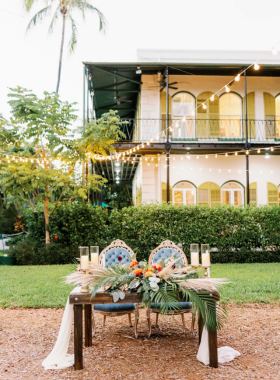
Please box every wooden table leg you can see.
[84,304,92,347]
[208,301,218,368]
[74,304,83,370]
[198,310,204,345]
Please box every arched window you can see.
[267,182,278,205]
[264,92,276,138]
[172,92,195,139]
[249,182,257,205]
[222,182,243,207]
[275,94,280,138]
[220,93,242,138]
[197,92,219,138]
[197,182,220,206]
[173,182,196,206]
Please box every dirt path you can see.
[0,305,279,380]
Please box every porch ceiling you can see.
[85,61,280,127]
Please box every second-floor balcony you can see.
[122,118,280,143]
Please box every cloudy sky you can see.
[1,0,280,120]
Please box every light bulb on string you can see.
[137,145,139,150]
[147,141,150,145]
[215,154,217,158]
[271,147,274,151]
[272,48,278,56]
[225,85,230,93]
[169,127,173,132]
[202,103,207,109]
[175,121,179,128]
[228,169,231,172]
[210,94,215,101]
[254,63,260,70]
[181,157,183,160]
[257,149,260,153]
[235,152,238,155]
[239,170,241,173]
[209,169,211,172]
[235,74,240,82]
[219,169,221,172]
[182,116,186,122]
[206,155,208,159]
[246,150,249,155]
[197,155,199,159]
[225,153,228,157]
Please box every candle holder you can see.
[80,247,90,293]
[201,244,211,278]
[190,244,200,271]
[90,246,99,265]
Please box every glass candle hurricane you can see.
[201,244,211,267]
[190,244,200,266]
[80,246,89,270]
[90,246,99,265]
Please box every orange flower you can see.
[130,260,138,269]
[134,268,143,276]
[152,264,162,272]
[144,270,153,277]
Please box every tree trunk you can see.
[56,12,66,93]
[44,198,50,245]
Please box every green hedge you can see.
[9,203,280,264]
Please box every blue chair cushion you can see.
[151,302,192,311]
[104,247,131,267]
[94,303,135,312]
[153,248,183,265]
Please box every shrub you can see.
[8,237,38,265]
[13,203,280,264]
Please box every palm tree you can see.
[24,0,106,93]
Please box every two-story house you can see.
[84,49,280,207]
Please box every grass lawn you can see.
[0,263,279,308]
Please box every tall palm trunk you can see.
[56,12,66,93]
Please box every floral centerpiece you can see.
[66,254,227,331]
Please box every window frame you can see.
[172,181,196,206]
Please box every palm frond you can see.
[79,2,107,32]
[26,5,52,31]
[24,0,38,12]
[68,16,78,52]
[48,5,60,34]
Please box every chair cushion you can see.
[94,303,135,312]
[151,302,192,311]
[153,248,183,265]
[104,248,131,267]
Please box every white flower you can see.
[149,274,160,291]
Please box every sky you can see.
[1,0,280,121]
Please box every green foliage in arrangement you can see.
[7,203,280,265]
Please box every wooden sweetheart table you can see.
[69,290,219,370]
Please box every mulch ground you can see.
[0,305,279,380]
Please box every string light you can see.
[272,48,278,56]
[175,121,179,128]
[271,147,274,151]
[225,153,228,157]
[202,103,207,109]
[257,149,260,153]
[215,154,217,158]
[254,63,260,70]
[225,85,230,93]
[235,74,240,82]
[206,155,208,159]
[235,152,238,155]
[246,150,249,155]
[182,116,186,122]
[210,95,215,101]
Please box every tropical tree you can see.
[0,87,125,244]
[24,0,106,93]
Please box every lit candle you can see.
[191,251,199,266]
[80,255,89,270]
[91,252,99,265]
[202,250,211,267]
